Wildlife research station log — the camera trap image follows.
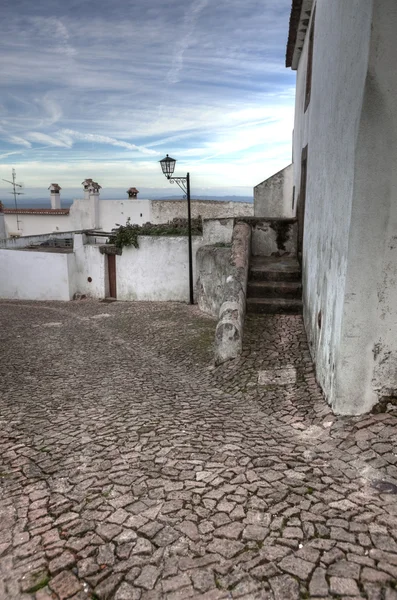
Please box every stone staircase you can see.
[247,256,302,314]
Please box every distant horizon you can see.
[0,192,254,209]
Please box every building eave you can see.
[4,208,70,215]
[286,0,314,70]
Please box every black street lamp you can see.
[159,155,194,305]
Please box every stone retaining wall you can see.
[214,221,251,365]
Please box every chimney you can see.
[0,201,5,239]
[127,187,139,199]
[48,183,62,209]
[88,181,102,229]
[82,178,93,201]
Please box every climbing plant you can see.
[108,217,203,250]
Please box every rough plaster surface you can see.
[214,221,251,364]
[0,249,72,301]
[116,236,204,302]
[151,200,253,224]
[196,245,232,317]
[293,0,397,414]
[1,302,397,599]
[251,219,297,257]
[254,164,294,218]
[202,218,234,245]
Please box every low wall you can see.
[196,245,232,317]
[71,234,107,299]
[151,200,253,224]
[0,249,72,301]
[116,236,203,301]
[214,222,251,365]
[0,230,76,249]
[254,164,294,218]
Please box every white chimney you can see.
[82,178,93,201]
[48,183,61,209]
[88,181,101,229]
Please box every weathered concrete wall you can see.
[151,200,253,223]
[196,245,232,318]
[293,0,397,414]
[214,222,251,365]
[202,218,234,245]
[254,164,294,218]
[333,0,397,414]
[250,219,297,256]
[116,236,203,302]
[0,249,72,301]
[72,234,107,299]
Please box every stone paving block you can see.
[2,303,397,598]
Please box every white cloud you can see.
[7,136,32,148]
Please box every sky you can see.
[0,0,295,203]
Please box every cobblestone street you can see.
[1,300,397,600]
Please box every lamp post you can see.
[159,155,194,305]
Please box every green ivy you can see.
[108,217,203,250]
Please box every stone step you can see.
[246,297,303,314]
[250,256,301,282]
[247,280,302,299]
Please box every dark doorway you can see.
[297,145,308,261]
[108,254,117,299]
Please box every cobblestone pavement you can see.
[1,300,397,600]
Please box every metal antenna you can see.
[2,168,24,231]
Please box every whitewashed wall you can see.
[4,199,253,238]
[116,236,203,301]
[4,213,72,237]
[0,249,72,301]
[293,0,397,414]
[254,164,294,218]
[71,234,107,299]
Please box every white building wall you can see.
[254,164,294,218]
[3,199,252,238]
[98,199,152,231]
[294,0,373,413]
[335,0,397,413]
[0,249,72,301]
[294,0,397,414]
[116,236,203,302]
[4,213,73,237]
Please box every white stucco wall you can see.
[0,249,72,301]
[97,200,153,231]
[71,234,107,299]
[254,164,294,218]
[293,0,397,414]
[3,199,252,238]
[116,236,203,302]
[4,213,73,237]
[334,0,397,414]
